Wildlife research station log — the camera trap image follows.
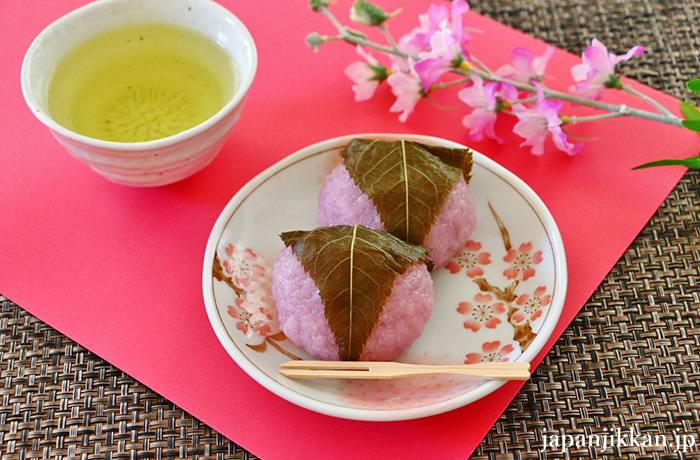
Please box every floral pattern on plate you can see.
[443,204,553,356]
[203,134,567,421]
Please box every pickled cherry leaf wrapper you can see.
[341,139,473,245]
[280,225,430,361]
[413,141,474,185]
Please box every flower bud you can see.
[350,1,393,26]
[306,32,324,51]
[309,0,331,12]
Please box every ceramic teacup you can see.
[21,0,257,187]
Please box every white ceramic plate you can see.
[203,134,567,421]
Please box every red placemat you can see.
[0,1,695,458]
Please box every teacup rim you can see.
[20,0,258,151]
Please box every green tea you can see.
[47,23,237,143]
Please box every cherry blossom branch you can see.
[562,111,629,125]
[265,336,302,360]
[433,77,472,90]
[467,55,493,74]
[308,0,698,162]
[623,84,675,118]
[379,23,402,54]
[314,4,409,59]
[317,10,684,129]
[512,96,539,105]
[451,67,684,128]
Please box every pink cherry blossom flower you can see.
[457,292,506,332]
[458,75,518,143]
[496,46,556,83]
[503,242,543,281]
[227,294,275,338]
[222,244,267,288]
[512,82,583,156]
[344,45,388,102]
[404,4,446,50]
[447,0,470,52]
[227,279,279,340]
[414,29,460,91]
[387,60,423,122]
[445,239,491,277]
[390,33,423,74]
[221,244,278,341]
[397,0,470,90]
[413,0,470,88]
[570,38,644,100]
[390,8,439,73]
[512,286,551,325]
[407,0,470,53]
[464,340,516,364]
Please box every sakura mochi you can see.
[271,225,434,361]
[318,139,477,268]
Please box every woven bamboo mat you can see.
[3,0,700,459]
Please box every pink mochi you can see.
[318,164,477,267]
[271,246,434,361]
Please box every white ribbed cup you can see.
[21,0,257,187]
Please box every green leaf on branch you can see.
[681,119,700,132]
[633,155,700,170]
[681,101,700,121]
[687,79,700,94]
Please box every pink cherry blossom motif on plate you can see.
[457,292,506,332]
[443,203,554,360]
[203,134,566,421]
[444,240,491,277]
